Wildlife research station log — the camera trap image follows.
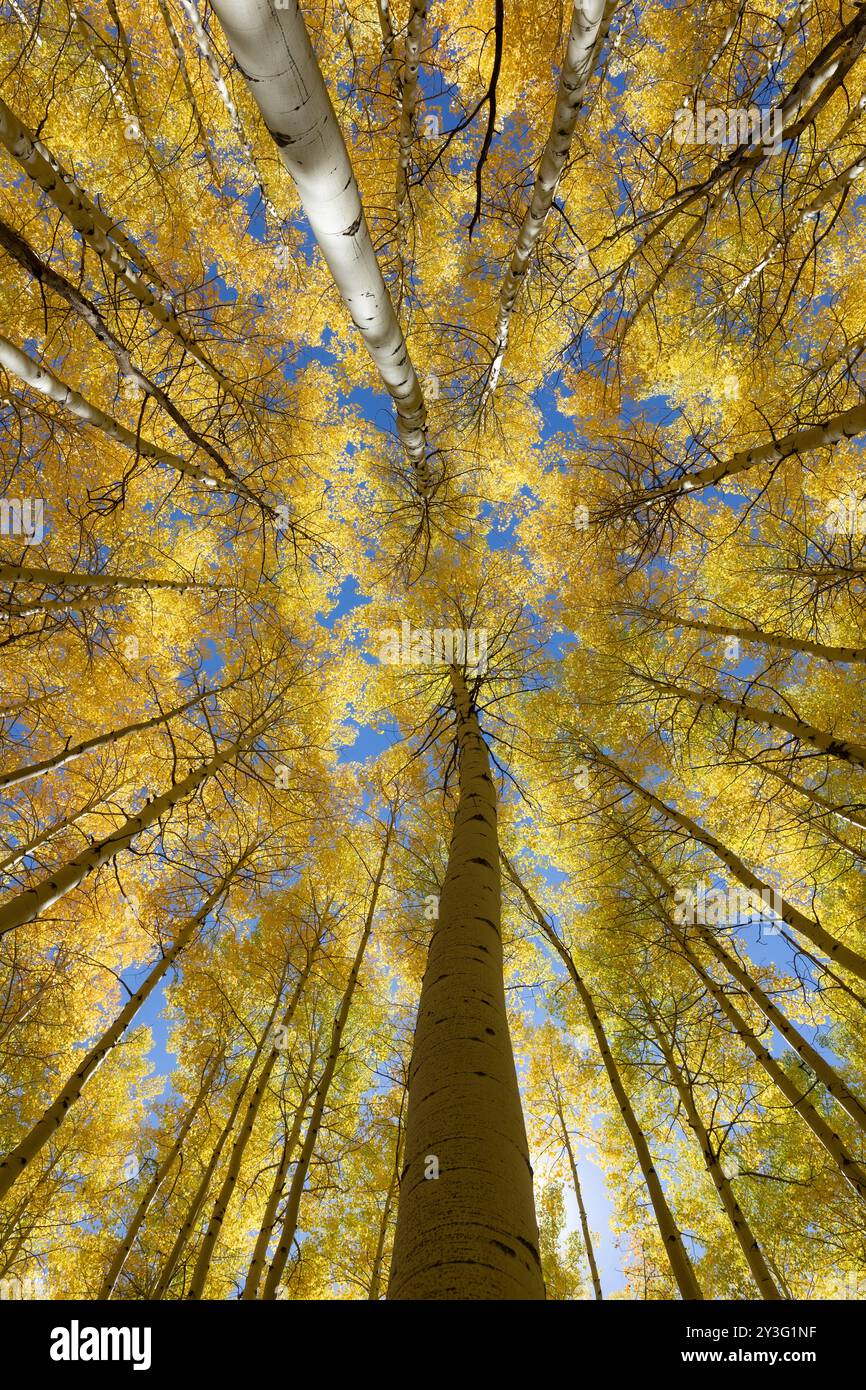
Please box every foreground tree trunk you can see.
[210,0,431,488]
[388,668,545,1300]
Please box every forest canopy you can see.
[0,0,865,1304]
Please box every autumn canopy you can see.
[0,0,865,1304]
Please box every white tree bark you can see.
[0,336,218,489]
[395,1,427,230]
[482,0,614,406]
[209,0,431,489]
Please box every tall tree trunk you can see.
[626,399,866,507]
[0,872,239,1199]
[0,96,238,398]
[394,1,427,230]
[151,975,289,1298]
[262,809,395,1298]
[673,928,866,1202]
[639,673,866,769]
[642,1002,783,1300]
[99,1051,222,1299]
[209,0,431,488]
[0,726,258,938]
[241,1063,317,1300]
[622,604,866,665]
[554,1099,602,1299]
[388,671,545,1300]
[595,749,866,982]
[482,0,615,405]
[504,854,704,1300]
[690,924,866,1134]
[0,336,212,487]
[186,928,323,1297]
[0,664,259,792]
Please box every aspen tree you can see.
[389,670,545,1300]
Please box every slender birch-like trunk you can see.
[394,2,427,229]
[0,563,226,596]
[241,1065,316,1299]
[642,1001,783,1300]
[0,337,214,488]
[367,1144,401,1300]
[186,931,323,1297]
[482,0,614,405]
[262,811,395,1298]
[0,876,236,1199]
[0,727,257,938]
[758,762,866,835]
[152,978,289,1298]
[388,672,545,1300]
[690,924,866,1134]
[596,750,866,982]
[676,933,866,1202]
[0,665,258,792]
[623,400,866,508]
[622,605,866,665]
[639,673,866,769]
[209,0,431,487]
[505,856,703,1300]
[176,0,280,225]
[100,1051,222,1299]
[554,1098,602,1298]
[0,97,238,397]
[155,0,221,184]
[0,221,251,493]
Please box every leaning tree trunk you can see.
[0,726,257,937]
[505,854,703,1300]
[100,1050,222,1299]
[643,1002,783,1300]
[209,0,431,490]
[388,669,545,1300]
[0,873,238,1200]
[482,0,614,406]
[597,750,866,982]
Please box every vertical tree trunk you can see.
[388,671,545,1300]
[554,1100,602,1299]
[262,810,395,1298]
[151,974,289,1298]
[240,1064,317,1300]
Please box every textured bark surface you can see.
[483,0,614,403]
[388,670,545,1300]
[211,0,430,484]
